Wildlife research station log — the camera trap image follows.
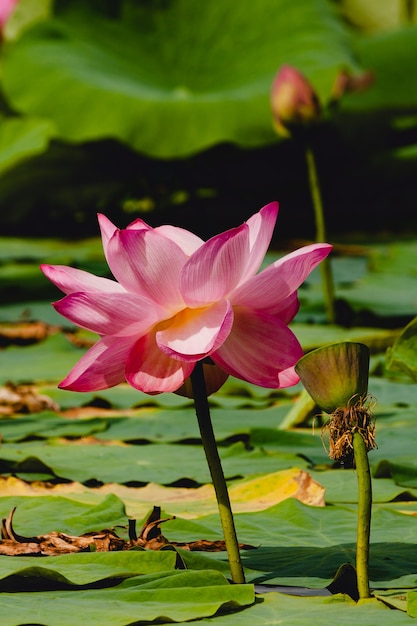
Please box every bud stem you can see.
[305,144,336,324]
[191,361,245,584]
[352,430,372,599]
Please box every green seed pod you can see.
[295,342,370,414]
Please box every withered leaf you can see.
[0,506,255,557]
[0,321,55,346]
[0,382,59,415]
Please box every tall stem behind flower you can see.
[305,144,336,324]
[190,361,245,584]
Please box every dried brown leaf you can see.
[0,321,56,346]
[0,506,255,557]
[0,382,59,415]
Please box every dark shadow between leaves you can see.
[0,569,130,593]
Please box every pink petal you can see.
[97,213,118,258]
[230,243,332,309]
[54,291,162,336]
[59,335,133,391]
[155,225,204,256]
[240,202,278,282]
[126,332,194,394]
[125,218,152,232]
[98,213,152,267]
[40,264,125,295]
[106,228,187,310]
[175,363,229,398]
[180,224,250,306]
[124,218,203,255]
[212,307,303,388]
[156,300,233,362]
[270,292,300,323]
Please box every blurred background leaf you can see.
[2,0,357,157]
[3,0,416,238]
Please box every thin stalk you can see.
[352,430,372,599]
[190,361,246,584]
[305,144,336,324]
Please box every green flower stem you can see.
[190,361,246,584]
[305,144,336,324]
[352,430,372,599]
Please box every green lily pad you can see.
[0,440,310,485]
[0,556,254,625]
[386,316,417,382]
[0,411,108,442]
[0,493,126,536]
[0,405,290,443]
[0,551,177,587]
[0,333,87,385]
[196,592,414,625]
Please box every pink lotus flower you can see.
[41,202,331,395]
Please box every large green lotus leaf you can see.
[3,494,417,591]
[44,378,292,411]
[0,569,253,625]
[0,551,177,586]
[0,405,289,443]
[309,469,417,504]
[346,25,417,112]
[371,423,417,462]
[0,301,64,325]
[249,428,330,466]
[0,493,126,536]
[304,268,417,319]
[0,235,106,304]
[196,592,413,626]
[0,333,88,384]
[290,323,397,353]
[366,377,417,406]
[368,241,417,275]
[164,499,417,588]
[2,0,357,157]
[0,411,109,442]
[297,239,417,320]
[386,316,417,383]
[0,440,310,484]
[98,406,291,443]
[40,383,194,409]
[0,117,55,175]
[407,589,417,618]
[0,236,106,302]
[374,457,417,489]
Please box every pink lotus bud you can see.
[270,65,321,137]
[0,0,19,34]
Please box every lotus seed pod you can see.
[295,342,370,414]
